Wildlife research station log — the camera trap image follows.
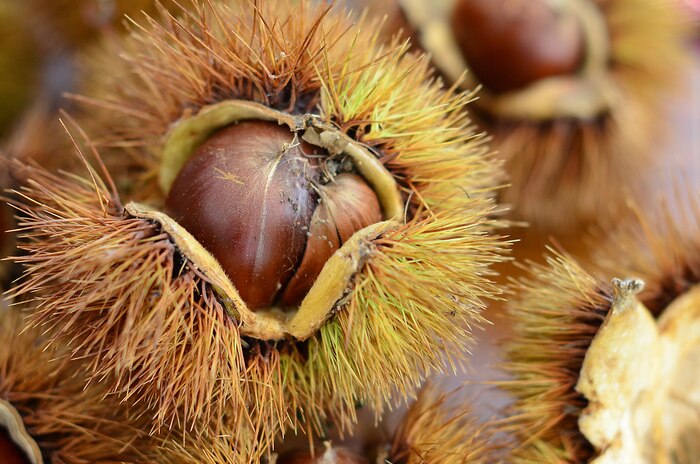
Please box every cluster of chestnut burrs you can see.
[0,0,697,463]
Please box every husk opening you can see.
[154,99,407,340]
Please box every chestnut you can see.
[165,120,382,310]
[450,0,585,93]
[0,427,29,464]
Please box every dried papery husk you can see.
[11,0,508,453]
[501,261,700,463]
[498,250,607,463]
[376,0,689,232]
[576,193,700,463]
[577,280,700,463]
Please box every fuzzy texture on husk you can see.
[388,384,499,463]
[273,384,500,464]
[593,194,700,317]
[500,193,700,463]
[76,0,501,208]
[0,308,154,464]
[499,251,608,463]
[10,0,508,457]
[9,157,505,462]
[374,0,689,233]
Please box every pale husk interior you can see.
[577,281,700,463]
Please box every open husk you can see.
[373,0,689,232]
[0,400,42,464]
[500,194,700,463]
[9,0,509,457]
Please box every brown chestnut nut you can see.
[278,447,368,464]
[450,0,585,93]
[0,427,30,464]
[165,120,382,310]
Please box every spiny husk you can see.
[1,108,91,291]
[0,150,15,288]
[10,154,506,456]
[0,205,13,289]
[9,0,507,447]
[498,251,608,463]
[500,193,700,463]
[0,308,155,464]
[75,0,500,210]
[575,279,700,463]
[153,420,265,464]
[579,194,700,463]
[491,0,689,232]
[273,384,501,463]
[388,384,499,464]
[9,162,244,435]
[593,193,700,316]
[378,0,689,233]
